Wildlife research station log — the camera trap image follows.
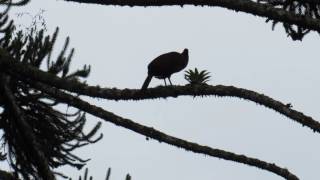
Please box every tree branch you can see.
[1,57,319,134]
[29,81,300,180]
[0,74,55,180]
[63,0,320,33]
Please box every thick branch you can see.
[0,58,319,134]
[0,75,55,180]
[30,81,299,180]
[63,0,320,32]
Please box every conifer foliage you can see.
[0,2,102,179]
[258,0,320,40]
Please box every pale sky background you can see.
[2,0,320,179]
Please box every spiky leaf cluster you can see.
[184,68,211,85]
[258,0,320,40]
[0,5,102,180]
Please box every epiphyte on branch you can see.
[185,68,211,85]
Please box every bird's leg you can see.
[164,79,167,86]
[168,77,173,86]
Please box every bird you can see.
[141,48,189,90]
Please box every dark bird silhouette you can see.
[141,48,189,90]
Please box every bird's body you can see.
[141,49,189,89]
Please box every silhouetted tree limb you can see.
[63,0,320,33]
[1,57,319,134]
[0,0,30,6]
[28,81,300,180]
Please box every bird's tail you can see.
[141,75,152,90]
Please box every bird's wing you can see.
[148,52,180,76]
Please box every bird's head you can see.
[181,48,189,68]
[182,48,188,57]
[182,48,189,61]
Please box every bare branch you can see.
[1,58,319,134]
[29,81,300,180]
[62,0,320,33]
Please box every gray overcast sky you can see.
[4,0,320,179]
